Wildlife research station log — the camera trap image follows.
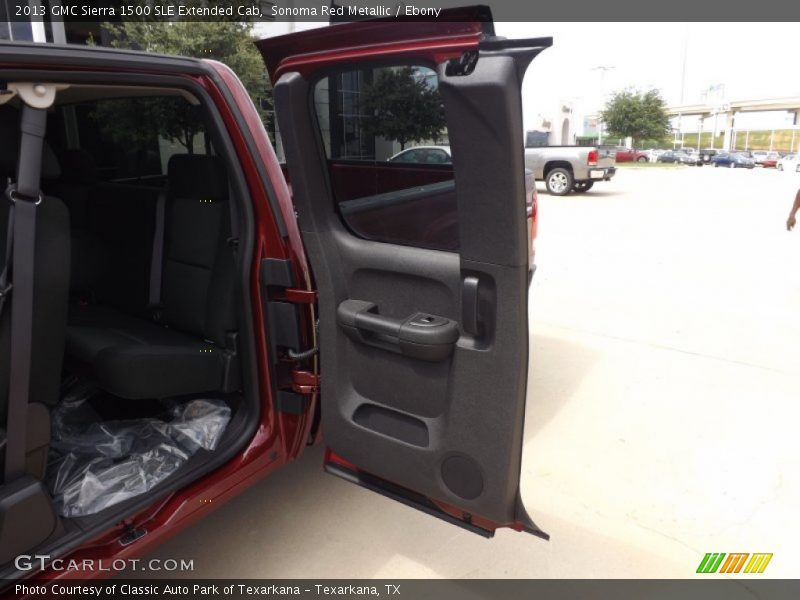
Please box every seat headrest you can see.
[168,154,227,200]
[0,106,61,181]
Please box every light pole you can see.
[592,65,615,145]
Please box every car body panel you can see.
[257,7,494,83]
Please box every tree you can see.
[600,89,671,148]
[97,20,271,151]
[361,67,446,150]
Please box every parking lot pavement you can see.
[137,166,800,578]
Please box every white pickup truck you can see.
[524,145,617,195]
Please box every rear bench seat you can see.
[66,155,239,400]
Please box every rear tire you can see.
[729,161,735,168]
[545,168,574,196]
[573,181,594,193]
[637,156,647,163]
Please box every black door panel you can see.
[274,38,550,536]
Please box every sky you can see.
[498,22,800,131]
[255,21,800,132]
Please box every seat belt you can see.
[3,105,47,482]
[148,191,166,319]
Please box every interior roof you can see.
[54,84,200,105]
[0,83,199,108]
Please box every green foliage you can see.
[600,89,671,148]
[99,19,271,150]
[91,96,205,156]
[361,67,446,150]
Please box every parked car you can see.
[0,9,551,581]
[388,145,452,164]
[751,150,769,165]
[711,152,756,168]
[524,145,616,195]
[761,152,781,168]
[657,150,687,163]
[699,148,721,164]
[777,154,800,172]
[646,149,666,162]
[614,147,649,163]
[677,150,703,166]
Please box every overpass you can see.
[667,96,800,151]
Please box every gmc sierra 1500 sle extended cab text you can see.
[0,7,548,580]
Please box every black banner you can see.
[5,580,800,600]
[1,0,798,23]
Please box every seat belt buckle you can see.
[5,183,42,206]
[150,304,164,323]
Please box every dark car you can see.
[658,150,687,163]
[711,152,756,168]
[0,8,549,582]
[699,148,722,164]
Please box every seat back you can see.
[87,182,161,313]
[161,155,235,347]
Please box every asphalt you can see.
[136,165,800,578]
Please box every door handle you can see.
[337,299,459,362]
[462,276,480,336]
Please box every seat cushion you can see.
[67,305,225,400]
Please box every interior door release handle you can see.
[337,299,459,362]
[462,276,480,336]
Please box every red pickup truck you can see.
[0,7,546,580]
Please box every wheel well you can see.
[544,161,573,177]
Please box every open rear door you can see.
[260,8,551,538]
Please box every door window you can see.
[313,65,458,252]
[48,96,211,183]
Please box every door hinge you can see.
[260,257,317,304]
[284,288,317,304]
[291,369,320,395]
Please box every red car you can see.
[0,7,546,582]
[761,152,780,168]
[613,147,649,163]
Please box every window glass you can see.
[49,96,210,183]
[313,65,458,252]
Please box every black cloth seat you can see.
[66,305,226,399]
[64,154,237,400]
